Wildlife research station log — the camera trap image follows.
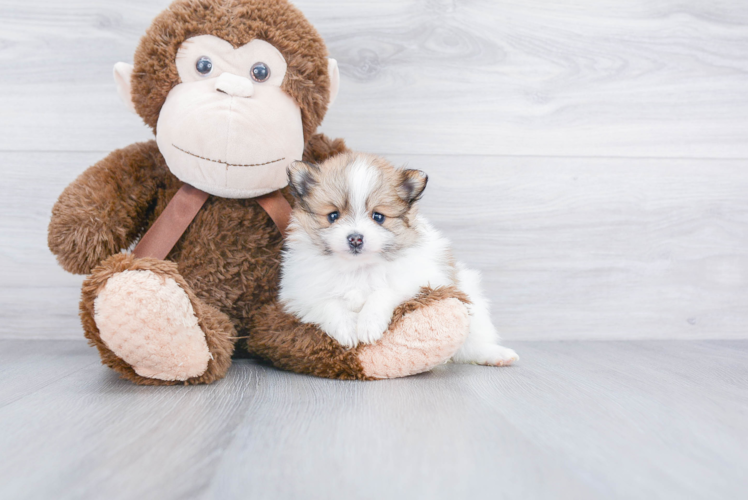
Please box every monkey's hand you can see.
[48,140,168,275]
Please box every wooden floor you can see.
[1,339,746,500]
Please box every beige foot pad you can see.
[93,270,211,381]
[358,298,470,379]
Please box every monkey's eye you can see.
[251,62,270,82]
[327,211,340,224]
[195,56,213,76]
[372,212,385,224]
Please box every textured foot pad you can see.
[94,270,211,381]
[358,297,470,379]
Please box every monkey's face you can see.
[117,0,339,199]
[150,35,304,198]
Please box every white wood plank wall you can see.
[1,0,747,340]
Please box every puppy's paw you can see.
[322,312,359,348]
[479,345,519,366]
[356,308,391,345]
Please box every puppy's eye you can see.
[327,211,340,223]
[251,62,270,82]
[372,212,385,224]
[196,56,213,76]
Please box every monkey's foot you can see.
[357,289,470,379]
[93,269,212,381]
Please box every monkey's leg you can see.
[246,286,470,380]
[80,254,235,385]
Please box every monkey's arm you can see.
[48,140,168,275]
[247,287,470,380]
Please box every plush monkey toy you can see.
[48,0,470,385]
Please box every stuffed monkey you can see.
[47,0,470,385]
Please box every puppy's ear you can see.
[287,161,320,199]
[398,169,428,205]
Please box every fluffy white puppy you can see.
[279,152,518,366]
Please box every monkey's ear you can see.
[287,161,320,199]
[398,169,428,205]
[113,62,137,114]
[328,59,340,107]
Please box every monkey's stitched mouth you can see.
[173,144,285,167]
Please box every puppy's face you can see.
[287,153,428,262]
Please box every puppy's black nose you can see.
[347,233,364,251]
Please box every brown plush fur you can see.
[390,286,471,326]
[302,133,349,164]
[48,142,167,275]
[48,0,470,385]
[247,300,367,380]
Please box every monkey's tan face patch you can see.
[289,153,425,261]
[156,35,304,199]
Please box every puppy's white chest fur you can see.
[342,289,368,313]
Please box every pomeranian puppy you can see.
[279,152,518,366]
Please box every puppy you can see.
[279,152,518,366]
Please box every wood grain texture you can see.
[0,0,747,157]
[3,151,747,341]
[0,339,746,500]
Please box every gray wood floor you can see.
[1,339,746,500]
